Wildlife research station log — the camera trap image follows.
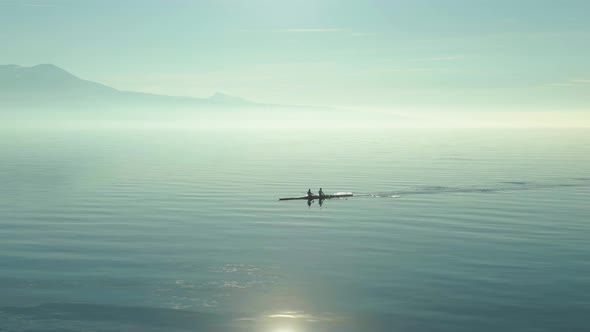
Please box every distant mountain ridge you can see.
[0,64,256,109]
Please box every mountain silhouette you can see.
[0,64,255,109]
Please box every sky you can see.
[1,0,590,111]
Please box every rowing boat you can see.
[279,194,353,201]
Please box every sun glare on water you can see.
[263,311,316,332]
[272,328,296,332]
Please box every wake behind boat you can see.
[279,193,353,201]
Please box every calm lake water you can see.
[1,128,589,331]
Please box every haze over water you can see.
[1,128,589,331]
[2,0,590,331]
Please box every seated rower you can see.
[318,188,325,197]
[307,189,315,197]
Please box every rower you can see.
[307,189,314,197]
[318,188,325,197]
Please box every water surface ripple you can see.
[1,129,589,331]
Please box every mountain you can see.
[0,64,256,109]
[1,64,375,129]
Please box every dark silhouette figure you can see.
[307,189,314,197]
[318,188,325,197]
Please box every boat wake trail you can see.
[357,178,590,198]
[332,192,354,196]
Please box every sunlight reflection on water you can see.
[0,128,589,331]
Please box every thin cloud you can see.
[547,83,578,87]
[385,68,435,73]
[414,55,465,61]
[284,28,344,33]
[236,28,345,33]
[546,79,590,87]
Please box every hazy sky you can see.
[1,0,589,110]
